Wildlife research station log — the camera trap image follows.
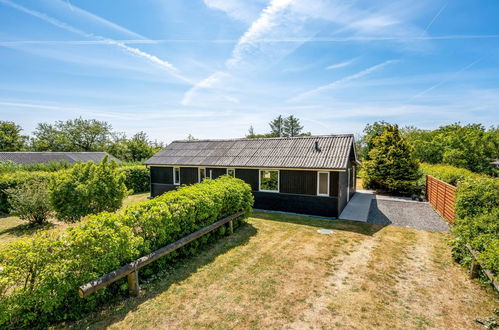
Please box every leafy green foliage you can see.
[32,117,112,152]
[0,160,73,174]
[401,123,498,175]
[119,165,150,193]
[362,124,421,195]
[0,176,253,328]
[0,121,27,151]
[6,179,52,224]
[107,131,163,162]
[0,171,54,214]
[50,157,128,222]
[422,163,499,281]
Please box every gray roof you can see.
[145,135,356,170]
[0,152,119,165]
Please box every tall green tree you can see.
[358,121,391,160]
[0,121,27,151]
[32,117,111,151]
[363,124,421,195]
[269,115,285,137]
[282,115,303,137]
[107,131,163,162]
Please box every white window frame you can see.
[347,168,351,202]
[317,171,330,196]
[173,167,180,185]
[227,168,236,177]
[198,168,206,182]
[258,169,280,193]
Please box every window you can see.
[317,171,329,196]
[227,168,235,177]
[199,168,206,182]
[259,170,279,192]
[173,167,180,185]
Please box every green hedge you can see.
[119,165,150,193]
[0,171,55,213]
[0,165,150,214]
[0,176,253,328]
[421,163,499,281]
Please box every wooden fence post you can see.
[127,270,140,296]
[228,220,233,234]
[470,260,479,279]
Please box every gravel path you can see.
[367,198,449,232]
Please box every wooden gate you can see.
[426,175,456,223]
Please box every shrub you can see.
[50,157,128,222]
[0,171,54,214]
[0,176,253,328]
[119,165,150,193]
[420,163,482,186]
[6,179,52,224]
[454,177,499,219]
[362,124,421,195]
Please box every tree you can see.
[7,179,52,224]
[32,117,111,151]
[269,115,284,137]
[363,124,421,195]
[0,121,27,151]
[107,131,163,162]
[50,156,128,222]
[248,126,255,137]
[187,134,197,141]
[282,115,303,137]
[358,121,391,160]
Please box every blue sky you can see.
[1,0,498,142]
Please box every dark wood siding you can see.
[208,168,227,179]
[235,168,259,191]
[329,171,339,197]
[151,183,177,197]
[280,170,317,195]
[253,192,338,217]
[337,171,348,214]
[180,167,198,185]
[150,166,173,184]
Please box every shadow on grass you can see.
[64,221,258,330]
[251,210,386,236]
[0,215,55,237]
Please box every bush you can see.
[455,177,499,219]
[0,160,73,174]
[362,124,421,195]
[0,176,253,328]
[119,165,150,193]
[6,179,52,224]
[0,171,54,214]
[420,163,482,186]
[50,157,128,222]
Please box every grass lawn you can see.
[68,211,498,330]
[0,192,150,245]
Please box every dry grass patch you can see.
[66,211,497,330]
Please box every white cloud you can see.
[290,60,396,102]
[181,71,230,105]
[0,0,189,82]
[325,58,357,70]
[202,0,266,23]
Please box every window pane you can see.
[260,170,278,191]
[319,172,328,195]
[227,169,235,177]
[174,168,180,184]
[199,168,206,181]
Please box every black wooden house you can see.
[144,135,358,217]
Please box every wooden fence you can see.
[426,175,456,223]
[79,210,245,298]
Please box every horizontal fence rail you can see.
[79,210,245,298]
[426,175,456,223]
[467,244,499,292]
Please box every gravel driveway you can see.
[367,198,449,232]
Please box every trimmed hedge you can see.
[0,165,150,214]
[119,165,150,193]
[421,163,499,281]
[0,176,253,328]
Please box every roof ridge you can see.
[172,134,353,143]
